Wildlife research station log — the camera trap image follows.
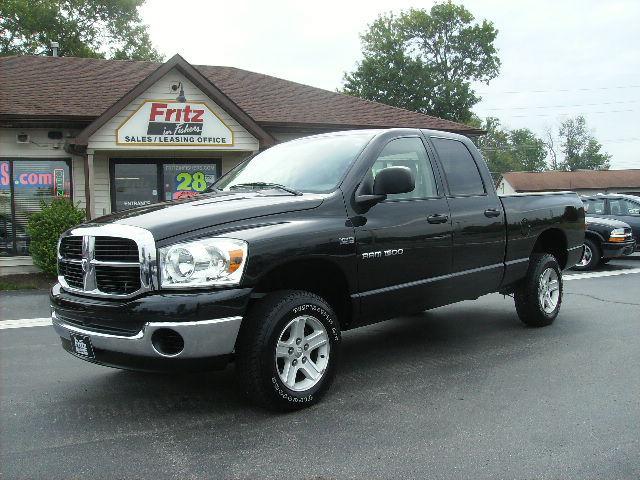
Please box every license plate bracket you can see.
[69,333,95,359]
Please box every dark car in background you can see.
[573,216,636,271]
[581,194,640,249]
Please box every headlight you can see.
[609,228,628,243]
[159,238,248,288]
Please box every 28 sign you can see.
[176,171,208,192]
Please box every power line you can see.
[509,108,636,119]
[478,137,640,152]
[477,84,640,95]
[483,99,640,111]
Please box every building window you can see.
[110,159,221,212]
[1,158,72,256]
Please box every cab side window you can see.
[370,137,438,201]
[609,198,640,216]
[583,198,605,214]
[431,138,486,196]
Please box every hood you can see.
[586,216,631,229]
[88,190,326,240]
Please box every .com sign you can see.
[0,161,60,189]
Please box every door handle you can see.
[427,214,449,224]
[484,208,501,218]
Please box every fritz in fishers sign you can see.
[116,86,234,146]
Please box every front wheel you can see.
[573,238,601,271]
[514,254,563,327]
[236,290,341,411]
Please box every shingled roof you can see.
[502,170,640,192]
[0,55,482,135]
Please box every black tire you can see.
[572,238,601,271]
[514,254,563,327]
[236,290,341,411]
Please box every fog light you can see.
[151,328,184,356]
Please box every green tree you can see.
[475,117,514,176]
[509,128,547,172]
[342,2,500,123]
[474,117,547,177]
[0,0,163,61]
[556,116,611,171]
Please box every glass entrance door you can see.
[112,163,159,212]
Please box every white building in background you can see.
[498,170,640,196]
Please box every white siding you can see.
[87,69,259,152]
[92,152,111,217]
[0,128,75,158]
[497,179,516,195]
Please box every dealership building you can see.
[0,54,481,274]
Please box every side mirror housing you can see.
[373,166,415,196]
[354,166,415,209]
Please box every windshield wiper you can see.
[229,182,302,196]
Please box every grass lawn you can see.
[0,273,57,291]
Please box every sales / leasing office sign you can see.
[116,100,234,146]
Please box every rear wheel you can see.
[573,238,600,271]
[236,290,341,411]
[514,254,563,327]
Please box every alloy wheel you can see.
[275,315,330,392]
[538,267,560,314]
[577,244,592,267]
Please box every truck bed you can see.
[499,191,585,286]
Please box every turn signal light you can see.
[608,228,630,243]
[228,249,244,273]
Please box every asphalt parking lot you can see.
[1,256,639,479]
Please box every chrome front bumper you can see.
[52,311,243,359]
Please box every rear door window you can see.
[431,138,486,196]
[608,198,640,216]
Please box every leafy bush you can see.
[27,199,85,275]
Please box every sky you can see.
[141,0,640,169]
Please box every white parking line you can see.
[564,267,640,281]
[1,267,639,330]
[0,317,52,330]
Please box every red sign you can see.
[149,103,204,123]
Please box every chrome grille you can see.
[94,237,139,262]
[57,224,157,298]
[58,261,84,289]
[59,236,83,260]
[95,265,141,294]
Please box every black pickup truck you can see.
[51,129,585,410]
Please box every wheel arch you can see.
[584,230,605,245]
[249,258,354,330]
[530,228,569,269]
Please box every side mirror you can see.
[373,166,415,196]
[354,166,416,209]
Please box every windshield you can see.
[214,133,374,193]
